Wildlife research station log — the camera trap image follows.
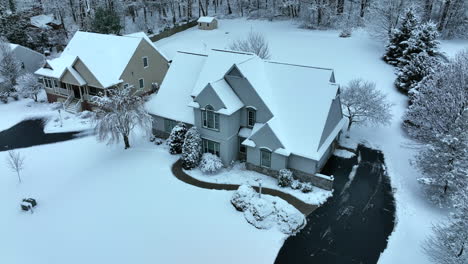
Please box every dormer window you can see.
[202,105,219,130]
[247,108,256,127]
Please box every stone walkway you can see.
[171,159,318,215]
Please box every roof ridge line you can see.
[177,51,208,57]
[266,60,333,71]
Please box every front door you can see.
[73,86,81,99]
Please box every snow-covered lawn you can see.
[155,19,468,263]
[0,136,285,264]
[185,162,332,205]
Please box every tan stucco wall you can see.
[73,59,103,88]
[119,39,169,94]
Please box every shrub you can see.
[244,197,275,229]
[181,127,202,170]
[278,169,293,187]
[339,28,352,38]
[168,122,187,154]
[275,202,306,235]
[301,182,313,193]
[199,153,223,173]
[78,110,94,119]
[154,139,163,145]
[291,179,302,190]
[231,185,256,212]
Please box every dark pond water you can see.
[0,119,83,151]
[275,145,396,264]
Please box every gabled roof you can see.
[197,16,216,23]
[146,51,207,124]
[125,32,169,61]
[146,49,345,160]
[35,31,165,88]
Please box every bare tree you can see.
[341,78,393,131]
[16,73,44,102]
[6,150,25,183]
[91,86,152,149]
[228,30,271,59]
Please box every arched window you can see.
[202,105,219,130]
[260,148,272,168]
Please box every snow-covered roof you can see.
[146,51,207,124]
[35,31,163,88]
[30,14,61,28]
[197,16,216,23]
[209,79,244,115]
[146,48,344,160]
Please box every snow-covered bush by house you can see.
[181,127,202,170]
[301,182,313,193]
[168,122,187,154]
[231,185,306,235]
[77,110,94,119]
[244,197,276,230]
[275,200,306,235]
[199,153,223,173]
[291,179,302,190]
[278,169,293,187]
[231,184,257,212]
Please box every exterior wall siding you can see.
[13,46,44,73]
[198,20,218,30]
[195,84,225,111]
[120,40,169,94]
[73,59,103,88]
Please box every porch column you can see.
[79,86,84,102]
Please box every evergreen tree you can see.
[181,127,202,170]
[168,123,188,155]
[0,40,22,94]
[383,7,419,66]
[395,51,441,93]
[91,7,122,35]
[399,22,440,67]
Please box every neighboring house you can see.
[35,31,170,113]
[1,44,45,74]
[197,17,218,30]
[146,49,346,189]
[30,14,63,30]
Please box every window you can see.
[88,86,102,96]
[143,57,148,68]
[247,108,256,127]
[202,105,219,130]
[239,137,246,154]
[53,80,58,88]
[260,149,271,168]
[123,83,129,89]
[21,62,25,69]
[139,78,144,89]
[207,23,210,27]
[164,119,178,133]
[202,139,220,157]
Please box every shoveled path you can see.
[171,159,318,215]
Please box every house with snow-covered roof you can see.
[197,16,218,30]
[1,43,44,74]
[146,49,346,189]
[34,31,169,113]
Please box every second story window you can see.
[247,108,256,127]
[202,105,219,130]
[143,57,148,68]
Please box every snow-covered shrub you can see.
[244,197,275,229]
[278,169,293,187]
[291,180,302,190]
[199,153,223,173]
[301,182,313,193]
[154,139,163,145]
[231,185,256,212]
[168,122,187,154]
[15,73,43,102]
[78,110,94,119]
[0,92,7,103]
[10,91,19,100]
[275,201,306,235]
[181,127,202,170]
[149,135,156,142]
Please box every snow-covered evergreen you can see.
[168,122,188,155]
[383,8,419,66]
[0,40,21,93]
[181,126,202,170]
[91,86,152,149]
[277,169,293,187]
[405,50,468,206]
[395,51,441,93]
[399,22,440,68]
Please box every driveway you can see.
[275,145,396,264]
